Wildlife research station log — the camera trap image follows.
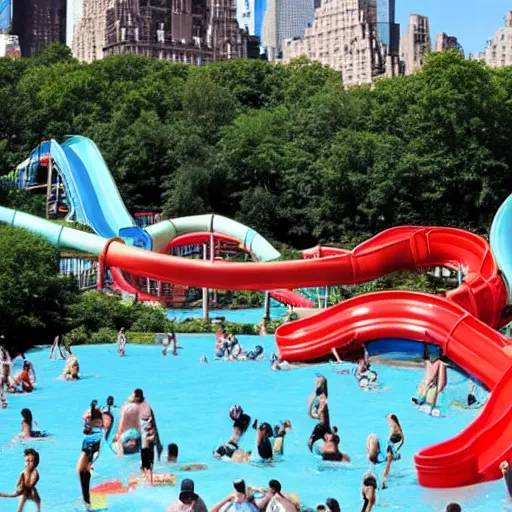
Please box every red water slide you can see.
[101,226,506,327]
[269,289,314,308]
[277,290,512,487]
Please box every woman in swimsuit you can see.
[77,400,104,507]
[382,414,404,488]
[117,327,127,356]
[19,409,46,439]
[361,471,377,511]
[0,448,41,511]
[321,431,350,462]
[308,394,332,451]
[308,374,328,419]
[0,347,11,408]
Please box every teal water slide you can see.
[50,136,135,238]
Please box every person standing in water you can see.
[366,414,404,489]
[77,400,104,507]
[0,448,41,511]
[308,394,331,451]
[117,327,127,356]
[0,346,11,408]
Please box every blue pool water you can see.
[0,337,508,512]
[167,305,287,324]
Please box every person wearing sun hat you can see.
[166,478,207,512]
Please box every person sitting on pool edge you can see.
[0,448,41,512]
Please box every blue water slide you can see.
[490,193,512,300]
[51,136,135,238]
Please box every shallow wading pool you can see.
[0,336,506,512]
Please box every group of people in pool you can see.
[215,329,264,361]
[0,346,38,407]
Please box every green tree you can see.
[0,225,79,353]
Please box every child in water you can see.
[0,448,41,511]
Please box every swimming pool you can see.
[167,304,287,324]
[0,336,507,512]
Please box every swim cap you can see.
[229,405,243,420]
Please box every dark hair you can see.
[168,443,178,458]
[24,448,40,467]
[90,400,102,421]
[233,479,246,494]
[269,479,281,493]
[106,396,114,407]
[388,414,402,430]
[21,408,33,426]
[326,498,340,512]
[446,504,461,512]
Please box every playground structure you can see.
[2,136,512,488]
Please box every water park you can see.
[2,135,512,512]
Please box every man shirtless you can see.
[0,448,41,511]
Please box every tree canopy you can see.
[0,225,78,353]
[1,48,512,249]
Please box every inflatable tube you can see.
[90,480,129,495]
[128,473,176,488]
[112,428,141,454]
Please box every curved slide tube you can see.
[490,192,512,299]
[269,290,314,308]
[277,290,512,487]
[50,137,134,238]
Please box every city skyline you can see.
[396,0,510,56]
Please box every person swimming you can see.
[246,345,264,361]
[214,405,251,460]
[321,430,350,463]
[60,349,80,380]
[18,409,47,439]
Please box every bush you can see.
[89,327,118,345]
[130,306,172,332]
[63,325,89,346]
[127,332,158,344]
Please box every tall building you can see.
[282,0,399,88]
[435,32,463,55]
[235,0,266,38]
[100,0,249,64]
[74,0,251,64]
[400,14,430,75]
[261,0,315,61]
[11,0,66,56]
[66,0,83,47]
[72,0,106,62]
[482,10,512,68]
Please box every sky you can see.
[396,0,511,55]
